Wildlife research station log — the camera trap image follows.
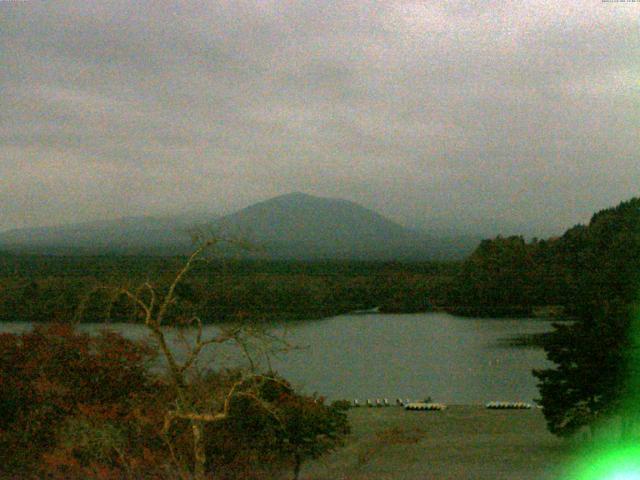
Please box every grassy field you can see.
[303,405,579,480]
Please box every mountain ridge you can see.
[0,193,478,259]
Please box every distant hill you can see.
[0,193,478,259]
[0,216,206,255]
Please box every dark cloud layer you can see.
[1,1,638,236]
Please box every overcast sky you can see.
[1,0,638,236]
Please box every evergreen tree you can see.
[534,198,640,437]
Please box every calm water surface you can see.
[1,313,553,404]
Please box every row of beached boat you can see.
[352,398,433,408]
[404,402,447,411]
[484,401,532,409]
[351,399,533,410]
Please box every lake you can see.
[0,312,553,404]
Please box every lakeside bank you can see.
[303,405,577,480]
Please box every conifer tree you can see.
[534,198,640,437]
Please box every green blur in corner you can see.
[566,442,640,480]
[565,306,640,480]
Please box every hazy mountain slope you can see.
[218,192,410,243]
[0,216,206,254]
[0,193,477,259]
[215,192,473,259]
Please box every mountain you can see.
[0,193,477,259]
[215,192,474,259]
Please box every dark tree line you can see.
[438,197,640,437]
[441,234,572,317]
[533,198,640,437]
[0,258,458,324]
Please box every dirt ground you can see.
[302,405,579,480]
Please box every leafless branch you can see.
[179,323,241,374]
[157,240,217,326]
[162,373,288,438]
[87,235,285,479]
[120,288,152,322]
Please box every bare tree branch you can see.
[178,324,241,374]
[90,235,288,479]
[120,288,152,322]
[162,373,286,437]
[144,281,157,314]
[156,240,216,326]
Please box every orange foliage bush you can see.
[0,324,167,478]
[0,325,350,479]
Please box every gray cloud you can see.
[1,0,638,237]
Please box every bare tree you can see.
[117,237,286,480]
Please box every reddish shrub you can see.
[0,324,164,477]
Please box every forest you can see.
[0,255,458,324]
[442,197,640,320]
